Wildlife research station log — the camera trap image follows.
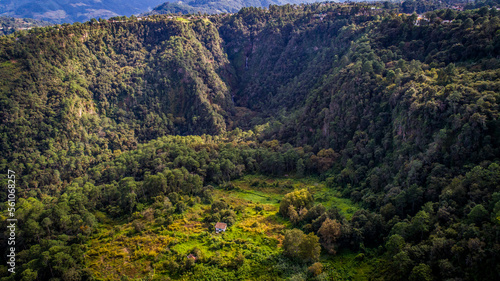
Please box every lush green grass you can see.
[314,188,360,220]
[232,175,359,220]
[85,175,365,280]
[232,189,281,205]
[175,17,191,23]
[321,249,375,280]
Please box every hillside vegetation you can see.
[144,0,321,16]
[0,2,500,280]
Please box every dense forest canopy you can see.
[144,0,325,16]
[146,0,500,16]
[0,1,500,280]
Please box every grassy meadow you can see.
[85,175,373,280]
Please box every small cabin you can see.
[215,222,227,233]
[187,254,197,261]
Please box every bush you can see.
[155,217,165,225]
[133,220,145,233]
[308,262,323,276]
[175,202,186,214]
[283,229,320,263]
[279,189,314,218]
[250,180,261,187]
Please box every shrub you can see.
[308,262,323,276]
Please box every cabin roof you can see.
[215,222,227,229]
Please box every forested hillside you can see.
[1,2,500,281]
[144,0,321,15]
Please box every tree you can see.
[308,262,323,276]
[296,158,305,177]
[318,218,342,254]
[386,234,405,255]
[211,200,229,213]
[288,204,299,223]
[283,229,320,263]
[362,61,374,74]
[42,217,53,235]
[231,252,245,269]
[175,202,186,214]
[410,210,430,241]
[310,149,338,173]
[463,18,474,29]
[20,268,38,281]
[468,204,488,225]
[409,263,432,281]
[283,229,303,259]
[299,232,321,263]
[279,189,313,218]
[391,251,413,277]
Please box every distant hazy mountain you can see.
[0,0,167,23]
[0,16,51,35]
[144,0,326,15]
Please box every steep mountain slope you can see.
[0,17,234,193]
[223,5,500,161]
[145,0,322,15]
